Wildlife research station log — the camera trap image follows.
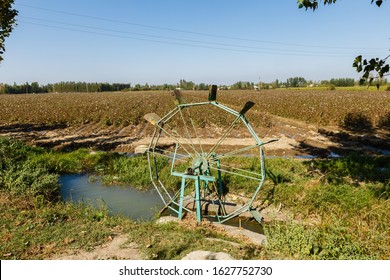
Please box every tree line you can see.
[0,81,131,94]
[1,77,388,94]
[0,80,204,94]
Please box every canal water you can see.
[59,174,264,233]
[59,174,165,221]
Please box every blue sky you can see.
[0,0,389,85]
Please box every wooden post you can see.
[208,85,218,101]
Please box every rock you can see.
[215,224,267,247]
[134,145,148,154]
[52,235,142,260]
[155,216,179,224]
[181,250,234,260]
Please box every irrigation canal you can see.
[59,174,165,221]
[59,174,264,233]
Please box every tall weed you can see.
[0,137,59,200]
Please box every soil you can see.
[1,114,389,157]
[52,235,142,260]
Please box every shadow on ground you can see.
[295,125,390,158]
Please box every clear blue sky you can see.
[0,0,389,85]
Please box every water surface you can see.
[60,174,165,220]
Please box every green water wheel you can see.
[144,86,275,224]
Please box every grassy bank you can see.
[1,137,389,259]
[262,153,390,259]
[0,137,262,259]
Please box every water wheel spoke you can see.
[154,122,194,159]
[186,108,205,155]
[178,108,199,156]
[206,115,241,159]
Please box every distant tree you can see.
[231,81,254,90]
[260,83,270,89]
[0,83,6,94]
[0,0,18,63]
[297,0,389,88]
[286,77,307,87]
[31,82,39,93]
[24,82,31,94]
[271,79,280,88]
[197,83,209,90]
[178,79,195,90]
[329,78,355,87]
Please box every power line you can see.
[20,20,363,58]
[20,16,373,56]
[17,3,384,51]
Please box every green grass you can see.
[0,191,130,259]
[27,148,157,189]
[264,220,373,260]
[261,156,390,259]
[0,189,263,260]
[1,136,389,259]
[308,153,390,184]
[126,220,262,260]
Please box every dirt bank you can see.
[1,114,388,157]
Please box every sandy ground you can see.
[1,114,388,157]
[52,235,142,260]
[51,214,271,260]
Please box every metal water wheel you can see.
[144,85,275,224]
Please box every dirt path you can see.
[52,235,143,260]
[1,116,388,157]
[0,124,319,156]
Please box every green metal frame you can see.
[146,95,275,224]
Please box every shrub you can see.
[264,221,369,259]
[340,112,372,131]
[0,137,60,200]
[0,137,43,169]
[308,153,390,184]
[328,84,336,90]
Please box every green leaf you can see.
[354,55,362,63]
